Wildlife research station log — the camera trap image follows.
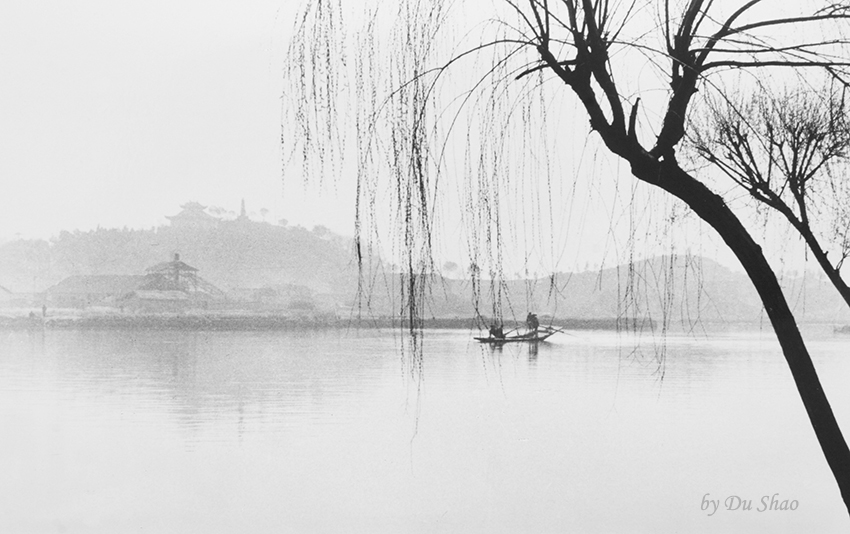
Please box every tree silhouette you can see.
[691,82,850,307]
[285,0,850,514]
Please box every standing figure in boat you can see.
[526,312,539,335]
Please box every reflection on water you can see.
[1,328,849,533]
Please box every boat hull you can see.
[474,327,560,344]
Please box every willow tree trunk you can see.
[755,197,850,310]
[791,217,850,310]
[628,152,850,513]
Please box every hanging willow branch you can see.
[284,0,850,514]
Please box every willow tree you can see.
[284,0,850,514]
[691,83,850,307]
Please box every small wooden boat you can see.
[474,325,561,344]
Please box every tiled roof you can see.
[47,275,147,295]
[145,260,199,273]
[166,210,217,221]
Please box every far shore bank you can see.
[0,313,651,332]
[2,311,847,335]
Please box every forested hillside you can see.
[2,224,845,325]
[414,255,850,327]
[0,220,359,298]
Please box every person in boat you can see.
[488,323,505,339]
[526,312,539,336]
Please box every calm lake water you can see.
[1,327,849,533]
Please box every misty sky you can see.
[0,1,823,276]
[0,0,356,241]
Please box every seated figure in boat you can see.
[526,312,539,335]
[488,323,505,339]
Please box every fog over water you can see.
[1,328,848,532]
[2,1,850,531]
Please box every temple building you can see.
[165,202,219,231]
[45,275,148,309]
[46,254,224,311]
[140,254,224,298]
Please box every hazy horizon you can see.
[0,1,834,278]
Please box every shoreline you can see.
[5,313,845,334]
[0,314,650,332]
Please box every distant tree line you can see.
[0,220,358,298]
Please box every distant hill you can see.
[2,220,848,325]
[0,219,363,308]
[413,255,850,327]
